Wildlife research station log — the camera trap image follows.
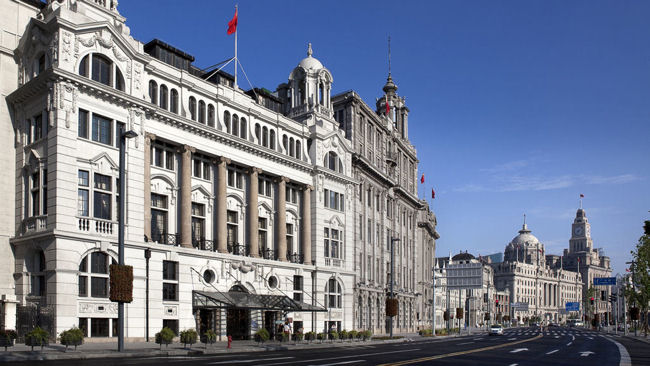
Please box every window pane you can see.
[91,318,109,337]
[90,277,108,297]
[93,191,111,220]
[163,261,177,280]
[78,189,89,216]
[94,173,112,191]
[91,252,108,273]
[79,275,87,296]
[91,114,112,145]
[78,109,89,138]
[163,283,178,301]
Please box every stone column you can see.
[143,133,155,241]
[276,177,289,262]
[248,167,262,258]
[301,185,313,265]
[180,145,194,248]
[216,157,230,253]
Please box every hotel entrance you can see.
[227,308,251,340]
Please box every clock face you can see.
[574,226,584,236]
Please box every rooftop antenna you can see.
[388,35,391,76]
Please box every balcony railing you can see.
[288,252,303,264]
[22,215,47,235]
[193,238,215,251]
[151,232,181,246]
[78,217,115,236]
[228,243,248,256]
[260,248,275,260]
[325,257,343,267]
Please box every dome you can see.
[297,43,323,71]
[452,252,475,261]
[509,223,540,247]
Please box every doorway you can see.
[227,308,250,340]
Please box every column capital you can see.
[303,184,314,191]
[215,156,231,165]
[145,132,156,143]
[248,167,263,175]
[275,176,290,184]
[180,144,196,155]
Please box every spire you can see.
[388,35,392,77]
[519,213,531,234]
[307,42,313,57]
[383,36,398,95]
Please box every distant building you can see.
[483,253,503,264]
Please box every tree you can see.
[626,233,650,336]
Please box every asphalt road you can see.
[6,327,635,366]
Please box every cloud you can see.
[583,174,640,185]
[480,160,529,174]
[496,175,575,192]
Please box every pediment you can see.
[89,152,118,175]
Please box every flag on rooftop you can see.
[227,7,238,35]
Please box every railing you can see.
[151,232,181,246]
[324,258,343,267]
[193,238,215,252]
[78,217,115,235]
[228,243,248,256]
[22,215,47,235]
[260,248,275,260]
[288,252,303,264]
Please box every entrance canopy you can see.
[193,290,327,312]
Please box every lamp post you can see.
[118,128,138,352]
[389,237,400,339]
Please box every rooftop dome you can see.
[452,252,475,261]
[297,43,323,70]
[510,223,540,247]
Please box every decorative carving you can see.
[47,83,56,128]
[62,31,72,62]
[49,30,59,66]
[163,305,177,316]
[112,46,128,62]
[96,32,113,49]
[78,302,118,314]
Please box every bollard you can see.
[227,335,232,349]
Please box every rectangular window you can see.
[91,114,112,145]
[163,283,178,301]
[30,172,39,217]
[90,277,108,298]
[163,319,179,336]
[227,210,238,247]
[258,218,268,252]
[293,275,303,302]
[34,114,43,141]
[162,260,178,301]
[324,228,330,258]
[193,158,201,178]
[286,223,294,254]
[163,261,178,281]
[79,275,87,296]
[90,318,109,337]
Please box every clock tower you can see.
[569,208,593,253]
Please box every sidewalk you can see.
[0,332,467,362]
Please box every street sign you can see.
[446,262,484,289]
[593,277,616,286]
[512,302,529,311]
[565,302,580,311]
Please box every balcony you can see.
[193,238,215,252]
[325,258,343,267]
[22,215,47,235]
[288,252,303,264]
[78,217,115,236]
[228,243,248,256]
[151,231,181,246]
[260,248,275,260]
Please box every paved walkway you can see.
[0,332,472,362]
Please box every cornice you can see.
[352,153,395,188]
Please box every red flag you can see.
[420,174,425,184]
[227,8,238,35]
[580,194,584,198]
[385,96,390,115]
[431,188,435,199]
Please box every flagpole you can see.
[234,4,238,89]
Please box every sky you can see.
[117,0,650,275]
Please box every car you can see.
[489,324,504,336]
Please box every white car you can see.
[489,324,504,336]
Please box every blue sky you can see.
[118,0,650,275]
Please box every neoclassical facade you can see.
[4,0,364,340]
[332,75,439,334]
[492,222,582,323]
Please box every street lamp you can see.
[118,128,137,352]
[389,237,400,339]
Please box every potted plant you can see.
[203,329,216,347]
[329,330,338,342]
[349,330,358,342]
[25,327,49,351]
[155,327,175,350]
[317,332,326,343]
[1,330,17,351]
[293,331,304,342]
[254,328,270,344]
[180,329,198,349]
[59,327,84,351]
[362,330,372,341]
[305,331,316,343]
[340,330,348,342]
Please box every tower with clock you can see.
[569,208,593,253]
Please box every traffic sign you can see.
[565,302,580,311]
[593,277,616,286]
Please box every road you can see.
[7,327,638,366]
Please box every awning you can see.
[193,290,327,312]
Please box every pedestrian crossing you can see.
[501,328,596,338]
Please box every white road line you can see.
[210,357,295,364]
[508,337,517,340]
[555,336,560,338]
[509,364,518,366]
[258,348,421,366]
[307,361,365,366]
[546,349,559,355]
[457,342,474,345]
[567,342,572,346]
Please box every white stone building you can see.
[3,0,365,341]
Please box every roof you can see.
[193,290,326,312]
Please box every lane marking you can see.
[377,334,543,366]
[546,349,559,355]
[210,357,294,364]
[607,337,631,366]
[308,361,365,366]
[508,337,517,340]
[510,348,528,353]
[262,348,420,366]
[457,342,474,345]
[567,342,572,346]
[509,364,518,366]
[580,351,594,357]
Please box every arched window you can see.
[159,85,168,110]
[255,124,261,143]
[224,111,231,133]
[149,80,158,105]
[282,135,288,153]
[79,55,89,77]
[207,104,215,127]
[262,126,268,147]
[78,251,115,298]
[232,114,239,137]
[324,278,342,309]
[198,100,206,124]
[170,89,179,114]
[319,83,324,105]
[115,68,125,91]
[240,118,247,139]
[324,152,342,173]
[189,97,197,121]
[295,140,301,160]
[79,53,124,91]
[289,137,295,157]
[269,130,275,150]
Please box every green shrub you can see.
[419,329,433,336]
[305,331,316,342]
[329,330,338,341]
[0,330,17,351]
[254,328,270,343]
[25,327,49,351]
[155,327,175,350]
[293,332,304,342]
[203,329,217,345]
[362,330,372,340]
[180,329,198,349]
[59,327,84,351]
[348,330,358,340]
[340,330,348,342]
[317,332,326,342]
